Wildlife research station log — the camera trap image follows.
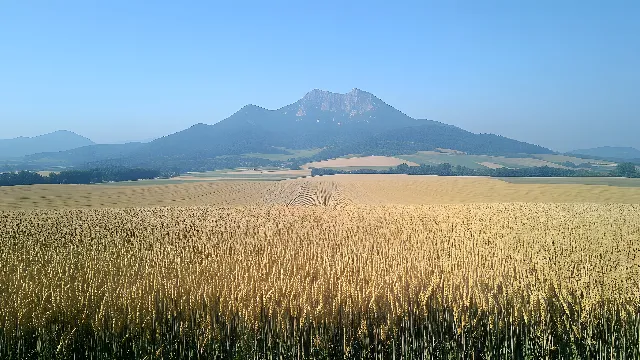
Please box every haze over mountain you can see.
[18,89,553,171]
[24,142,146,165]
[0,131,94,159]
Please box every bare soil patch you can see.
[303,156,419,169]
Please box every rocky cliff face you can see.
[293,88,381,118]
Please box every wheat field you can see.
[3,175,640,211]
[1,176,640,358]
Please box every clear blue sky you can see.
[1,0,638,151]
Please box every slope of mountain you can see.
[315,121,553,159]
[135,121,288,158]
[569,146,640,160]
[0,130,94,159]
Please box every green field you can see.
[531,154,615,165]
[97,179,219,186]
[244,148,323,161]
[98,170,302,186]
[395,152,616,170]
[498,177,640,187]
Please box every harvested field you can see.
[478,161,504,169]
[303,155,419,169]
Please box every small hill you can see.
[569,146,640,160]
[0,130,94,159]
[134,122,288,158]
[24,142,146,166]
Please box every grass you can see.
[244,148,323,161]
[97,179,217,186]
[531,154,615,165]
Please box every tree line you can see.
[311,162,640,178]
[0,167,168,187]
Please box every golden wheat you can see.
[4,175,640,211]
[1,202,639,358]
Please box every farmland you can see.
[1,175,639,358]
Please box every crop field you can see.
[0,181,274,210]
[396,152,587,169]
[244,148,324,161]
[3,175,640,211]
[325,175,640,204]
[499,176,640,187]
[1,175,640,358]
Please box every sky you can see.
[0,0,638,151]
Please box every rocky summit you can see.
[293,88,382,118]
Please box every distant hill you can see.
[569,146,640,160]
[24,142,146,166]
[0,130,94,159]
[10,89,554,170]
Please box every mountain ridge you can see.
[11,88,554,170]
[0,130,94,159]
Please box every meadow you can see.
[1,175,639,358]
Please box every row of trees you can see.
[0,167,166,187]
[311,162,640,178]
[85,155,281,174]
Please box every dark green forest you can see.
[311,162,640,178]
[0,167,168,187]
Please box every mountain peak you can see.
[298,88,380,116]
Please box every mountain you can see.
[0,130,94,159]
[568,146,640,160]
[136,88,549,159]
[107,89,422,162]
[315,121,553,159]
[11,89,554,170]
[24,142,146,166]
